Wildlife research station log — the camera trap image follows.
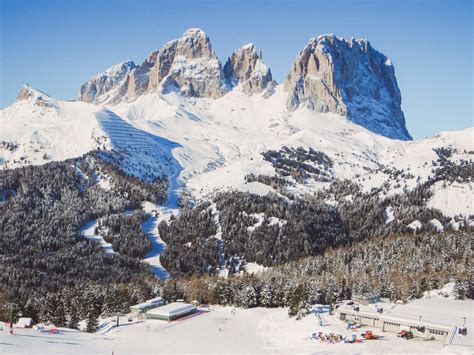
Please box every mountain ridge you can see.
[1,83,472,223]
[76,28,411,140]
[1,28,471,223]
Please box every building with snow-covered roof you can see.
[130,297,164,315]
[337,307,452,341]
[145,302,197,321]
[353,293,381,306]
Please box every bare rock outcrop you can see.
[78,29,227,103]
[223,44,274,94]
[284,35,412,140]
[17,85,49,101]
[78,61,136,104]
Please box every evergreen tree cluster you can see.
[5,229,471,327]
[160,179,464,276]
[19,279,161,332]
[159,202,221,276]
[158,230,472,319]
[0,152,168,304]
[262,146,334,183]
[100,212,151,258]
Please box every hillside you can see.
[0,28,472,348]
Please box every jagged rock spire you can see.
[223,43,274,95]
[284,34,412,140]
[78,28,227,104]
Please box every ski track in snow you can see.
[2,86,473,223]
[141,211,170,280]
[140,159,182,279]
[75,108,185,279]
[79,219,115,254]
[77,203,174,280]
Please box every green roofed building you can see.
[145,302,197,321]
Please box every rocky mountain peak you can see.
[75,31,410,140]
[16,84,50,106]
[78,29,227,103]
[15,85,56,109]
[284,35,412,140]
[16,85,48,101]
[177,28,214,59]
[147,28,227,98]
[78,60,136,104]
[223,43,275,95]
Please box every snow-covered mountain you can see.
[75,28,410,140]
[224,43,275,95]
[78,28,228,103]
[1,28,472,220]
[284,35,411,140]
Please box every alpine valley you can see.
[0,28,472,336]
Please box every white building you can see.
[337,307,452,341]
[145,302,197,321]
[130,297,164,315]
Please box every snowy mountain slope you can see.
[3,83,471,221]
[0,86,104,167]
[0,86,181,182]
[95,108,181,181]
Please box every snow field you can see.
[2,300,472,354]
[2,85,472,222]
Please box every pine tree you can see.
[260,281,275,307]
[454,278,466,300]
[85,309,99,333]
[465,278,474,299]
[238,286,258,308]
[288,283,310,318]
[63,288,80,329]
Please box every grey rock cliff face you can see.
[284,35,412,140]
[78,61,136,104]
[223,44,274,94]
[78,29,227,103]
[77,30,412,141]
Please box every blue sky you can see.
[1,0,472,138]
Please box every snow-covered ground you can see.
[141,201,176,279]
[385,298,473,348]
[2,299,472,354]
[2,86,472,221]
[78,219,115,254]
[427,181,473,218]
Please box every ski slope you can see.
[1,85,472,219]
[79,219,115,254]
[2,298,472,354]
[141,201,176,279]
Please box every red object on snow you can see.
[361,330,380,340]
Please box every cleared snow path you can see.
[141,204,173,280]
[141,165,182,279]
[79,219,115,254]
[208,203,227,277]
[76,109,184,279]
